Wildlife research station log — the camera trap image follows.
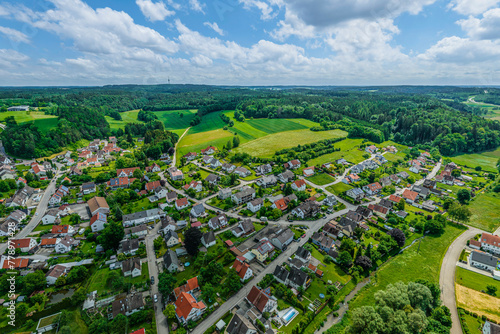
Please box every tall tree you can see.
[184,227,202,256]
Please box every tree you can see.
[201,283,217,304]
[184,227,202,256]
[222,269,243,297]
[451,169,461,178]
[424,219,444,234]
[347,306,385,334]
[338,251,353,269]
[339,238,356,256]
[457,189,471,204]
[133,168,143,179]
[71,287,86,306]
[388,228,406,248]
[158,272,176,298]
[153,236,163,251]
[486,284,497,296]
[97,221,124,251]
[396,199,405,211]
[89,317,109,334]
[110,314,128,334]
[115,205,123,221]
[22,270,46,295]
[355,255,373,271]
[200,261,224,285]
[163,304,176,320]
[232,136,240,148]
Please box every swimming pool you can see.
[282,309,298,323]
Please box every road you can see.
[172,127,190,167]
[145,223,169,334]
[439,226,482,334]
[0,167,62,254]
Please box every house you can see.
[0,155,12,164]
[191,221,202,228]
[231,187,256,204]
[323,221,342,239]
[362,182,382,195]
[389,174,401,184]
[163,249,179,273]
[120,239,140,255]
[145,181,161,192]
[295,246,311,262]
[42,208,59,225]
[412,185,430,199]
[166,191,178,203]
[368,204,389,218]
[11,238,38,253]
[483,321,500,334]
[395,211,408,219]
[1,257,30,270]
[245,286,277,313]
[154,187,169,199]
[159,216,176,235]
[323,195,337,207]
[209,158,221,169]
[160,154,172,164]
[218,188,232,200]
[52,225,75,236]
[256,175,277,188]
[291,201,321,219]
[397,171,410,179]
[251,239,275,262]
[346,188,365,201]
[122,209,163,227]
[201,231,216,248]
[87,197,109,216]
[107,177,134,189]
[480,233,500,255]
[302,166,315,177]
[183,180,203,193]
[208,214,229,230]
[190,203,205,217]
[284,159,301,170]
[40,238,58,248]
[222,163,236,173]
[55,236,78,253]
[423,179,437,190]
[232,256,253,281]
[273,266,310,290]
[90,213,107,232]
[365,145,377,154]
[234,167,251,178]
[410,165,422,174]
[402,189,418,204]
[173,277,200,300]
[470,251,498,272]
[379,177,392,187]
[111,294,144,319]
[256,164,272,175]
[122,258,142,277]
[388,194,402,204]
[164,230,180,247]
[205,173,220,185]
[311,232,334,252]
[175,292,206,324]
[356,206,372,219]
[203,155,214,165]
[226,313,257,334]
[116,167,140,178]
[46,265,67,285]
[343,173,360,184]
[272,198,288,211]
[201,146,215,155]
[170,169,184,181]
[175,198,190,210]
[184,152,198,162]
[270,228,294,250]
[278,170,295,183]
[379,199,393,210]
[247,198,263,213]
[124,225,148,239]
[145,163,161,173]
[374,154,388,165]
[231,219,254,237]
[291,179,306,191]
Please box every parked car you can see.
[151,276,154,284]
[154,294,158,303]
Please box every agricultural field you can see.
[0,110,59,133]
[245,118,308,134]
[348,224,463,310]
[456,284,500,323]
[189,111,226,134]
[156,109,197,130]
[455,267,500,293]
[468,192,500,232]
[34,118,59,133]
[307,138,366,166]
[234,129,347,158]
[448,146,500,172]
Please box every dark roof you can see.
[226,313,257,334]
[202,231,216,245]
[295,246,310,260]
[288,267,308,286]
[471,251,498,267]
[355,206,372,217]
[379,199,393,209]
[163,249,178,267]
[346,210,363,222]
[191,203,205,215]
[273,265,289,282]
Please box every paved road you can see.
[145,224,169,334]
[439,226,482,334]
[0,167,62,254]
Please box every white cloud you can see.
[191,54,213,67]
[458,8,500,40]
[203,21,225,36]
[419,36,500,63]
[448,0,500,16]
[136,0,175,21]
[0,49,29,69]
[189,0,205,13]
[0,26,30,44]
[240,0,277,20]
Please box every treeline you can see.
[137,110,158,123]
[1,106,109,158]
[274,137,345,162]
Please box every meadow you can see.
[455,267,500,293]
[456,284,500,323]
[468,192,500,232]
[448,147,500,172]
[307,138,366,166]
[307,173,336,186]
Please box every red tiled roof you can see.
[174,277,199,299]
[308,263,317,272]
[366,182,382,191]
[146,181,161,191]
[116,167,139,176]
[389,194,402,203]
[52,225,70,234]
[2,258,29,269]
[12,238,31,249]
[293,179,306,188]
[470,239,481,247]
[225,240,234,247]
[402,189,418,202]
[246,286,270,313]
[481,233,500,247]
[232,258,251,280]
[175,292,205,320]
[130,329,145,334]
[41,238,57,246]
[176,197,188,207]
[274,198,287,211]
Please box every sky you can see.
[0,0,500,86]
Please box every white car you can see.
[154,294,158,303]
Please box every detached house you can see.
[346,188,365,201]
[116,167,140,178]
[87,197,110,216]
[52,224,75,236]
[164,230,180,247]
[278,170,295,183]
[46,265,68,285]
[245,286,277,314]
[175,292,206,325]
[55,236,78,253]
[201,231,216,248]
[175,198,190,210]
[122,258,142,277]
[251,239,275,262]
[183,152,198,161]
[190,203,205,217]
[256,164,272,175]
[291,201,320,219]
[480,233,500,255]
[11,238,38,253]
[362,182,382,195]
[231,219,254,237]
[284,159,301,170]
[208,214,229,230]
[291,179,306,191]
[270,228,294,250]
[183,180,202,193]
[145,163,161,173]
[201,146,215,155]
[81,182,96,194]
[247,198,263,213]
[42,208,60,225]
[234,167,251,178]
[163,249,179,273]
[232,256,253,282]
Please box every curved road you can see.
[439,226,483,334]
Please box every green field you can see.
[348,224,464,310]
[157,109,197,130]
[189,112,227,134]
[469,192,500,232]
[234,129,347,158]
[0,111,59,132]
[245,118,308,134]
[326,182,352,195]
[448,147,500,172]
[105,109,140,130]
[307,173,336,186]
[459,312,484,334]
[230,121,269,142]
[456,267,500,293]
[308,138,366,166]
[34,118,59,133]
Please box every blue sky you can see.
[0,0,499,86]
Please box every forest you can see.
[0,85,499,158]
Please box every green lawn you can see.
[87,263,149,296]
[310,247,351,285]
[234,129,347,158]
[448,147,500,172]
[33,118,59,133]
[349,224,464,310]
[307,173,336,186]
[308,138,367,166]
[326,182,352,195]
[460,311,484,334]
[456,267,500,293]
[105,109,141,129]
[245,118,308,134]
[469,192,500,232]
[122,197,161,214]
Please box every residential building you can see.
[87,197,110,216]
[226,313,257,334]
[470,251,498,272]
[164,249,179,273]
[205,173,220,185]
[284,159,301,170]
[273,266,310,290]
[208,214,228,230]
[174,277,200,299]
[291,201,321,219]
[90,213,107,232]
[184,180,203,193]
[201,146,215,155]
[365,145,377,154]
[247,198,263,213]
[145,163,161,173]
[292,179,307,191]
[278,170,295,183]
[402,189,418,204]
[245,286,277,313]
[42,208,59,225]
[116,167,140,178]
[231,187,256,204]
[295,246,311,263]
[218,188,232,200]
[311,232,334,252]
[323,195,337,207]
[362,182,383,195]
[175,198,190,210]
[270,228,294,250]
[256,175,277,188]
[302,166,315,177]
[120,239,140,256]
[234,167,251,178]
[251,239,275,262]
[124,225,148,239]
[222,163,236,173]
[201,231,216,248]
[107,177,134,189]
[111,294,144,319]
[164,230,180,247]
[52,224,75,236]
[190,203,205,217]
[145,181,161,192]
[256,164,272,175]
[46,265,67,285]
[232,256,253,282]
[175,292,206,324]
[231,219,254,237]
[55,236,78,253]
[11,238,38,253]
[483,321,500,334]
[346,188,365,201]
[481,233,500,255]
[122,258,142,277]
[122,209,163,227]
